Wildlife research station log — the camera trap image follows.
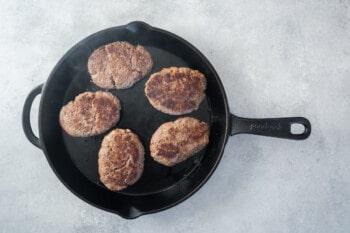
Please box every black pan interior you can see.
[63,46,212,195]
[39,22,229,217]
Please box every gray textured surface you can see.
[1,0,350,232]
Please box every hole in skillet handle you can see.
[290,123,306,135]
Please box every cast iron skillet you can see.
[22,21,311,219]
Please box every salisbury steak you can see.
[150,117,209,167]
[59,91,121,137]
[98,129,144,191]
[88,41,153,89]
[145,67,206,115]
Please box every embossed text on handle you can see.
[250,122,282,131]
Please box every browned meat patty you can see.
[145,67,207,115]
[98,129,144,191]
[88,41,153,89]
[150,117,209,167]
[59,91,121,137]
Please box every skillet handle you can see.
[22,84,43,149]
[230,114,311,140]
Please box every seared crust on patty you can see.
[150,117,209,167]
[145,67,206,115]
[88,41,153,89]
[98,129,144,191]
[59,91,121,137]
